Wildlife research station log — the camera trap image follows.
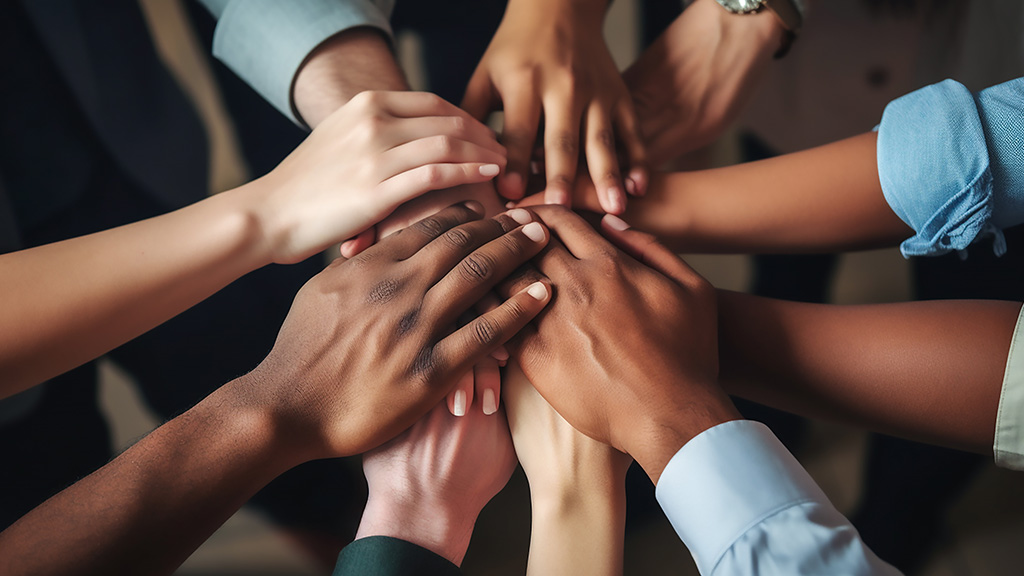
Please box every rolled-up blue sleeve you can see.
[656,420,899,575]
[876,77,1024,258]
[199,0,395,125]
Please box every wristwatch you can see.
[713,0,803,58]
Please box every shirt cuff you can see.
[333,536,461,576]
[655,420,832,574]
[877,79,1000,258]
[995,304,1024,470]
[211,0,395,126]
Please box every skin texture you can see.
[0,91,506,396]
[518,132,913,254]
[357,400,517,566]
[499,206,741,483]
[462,0,647,211]
[0,205,551,576]
[624,0,784,166]
[503,362,630,576]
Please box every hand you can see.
[624,0,783,165]
[499,206,739,482]
[235,203,551,460]
[462,0,647,213]
[357,400,517,565]
[251,91,507,264]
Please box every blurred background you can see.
[12,0,1023,574]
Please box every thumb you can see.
[460,70,498,122]
[599,214,704,289]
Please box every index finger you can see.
[530,205,619,260]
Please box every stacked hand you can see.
[462,0,647,213]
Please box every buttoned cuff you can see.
[655,420,830,574]
[333,536,461,576]
[995,305,1024,470]
[211,0,394,126]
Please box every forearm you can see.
[293,27,408,128]
[0,183,272,395]
[623,133,910,254]
[528,483,626,576]
[0,378,298,575]
[717,290,1021,453]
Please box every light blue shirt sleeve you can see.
[656,420,900,575]
[876,77,1024,258]
[198,0,396,126]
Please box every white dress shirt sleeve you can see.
[994,304,1024,470]
[656,420,900,575]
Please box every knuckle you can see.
[448,115,468,136]
[443,227,472,249]
[410,345,437,379]
[420,164,444,187]
[471,316,499,346]
[366,278,403,304]
[395,307,420,335]
[599,169,621,186]
[550,132,578,156]
[594,128,616,149]
[414,215,448,238]
[434,135,456,155]
[459,252,496,282]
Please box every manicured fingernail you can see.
[490,345,509,362]
[629,168,647,196]
[603,214,630,231]
[462,200,484,215]
[625,178,636,196]
[526,281,548,300]
[607,187,624,214]
[522,222,545,242]
[453,390,467,417]
[505,201,517,210]
[482,389,498,415]
[507,208,532,225]
[480,164,500,177]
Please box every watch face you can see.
[718,0,766,13]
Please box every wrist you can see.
[700,0,787,54]
[506,0,607,31]
[217,177,296,266]
[357,492,477,566]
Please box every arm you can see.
[520,132,913,254]
[199,0,404,127]
[0,205,551,576]
[461,0,647,212]
[0,91,505,396]
[503,362,628,576]
[498,206,892,574]
[717,290,1022,454]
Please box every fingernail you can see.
[507,208,532,225]
[505,201,517,210]
[629,168,647,196]
[480,164,500,177]
[490,345,509,362]
[526,281,548,300]
[462,200,484,216]
[482,389,498,415]
[453,390,467,417]
[522,222,545,242]
[530,160,541,175]
[603,214,630,231]
[607,187,624,214]
[625,178,636,196]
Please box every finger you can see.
[477,292,510,364]
[495,262,549,301]
[367,90,490,127]
[377,163,502,210]
[384,115,507,158]
[541,93,582,207]
[531,205,618,260]
[340,227,377,258]
[382,135,506,177]
[423,219,549,327]
[410,210,531,282]
[378,202,485,260]
[446,369,474,417]
[600,214,702,288]
[475,359,501,415]
[583,102,626,215]
[430,281,551,385]
[614,99,649,197]
[461,70,499,122]
[497,83,541,201]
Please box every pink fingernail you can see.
[522,222,545,242]
[607,187,624,214]
[491,346,510,362]
[526,282,548,300]
[507,208,532,225]
[480,164,500,177]
[453,390,467,417]
[603,214,630,231]
[625,178,637,196]
[482,389,498,415]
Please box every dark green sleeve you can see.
[332,536,462,576]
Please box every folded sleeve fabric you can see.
[656,420,900,575]
[198,0,396,126]
[876,77,1024,259]
[333,536,462,576]
[995,304,1024,471]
